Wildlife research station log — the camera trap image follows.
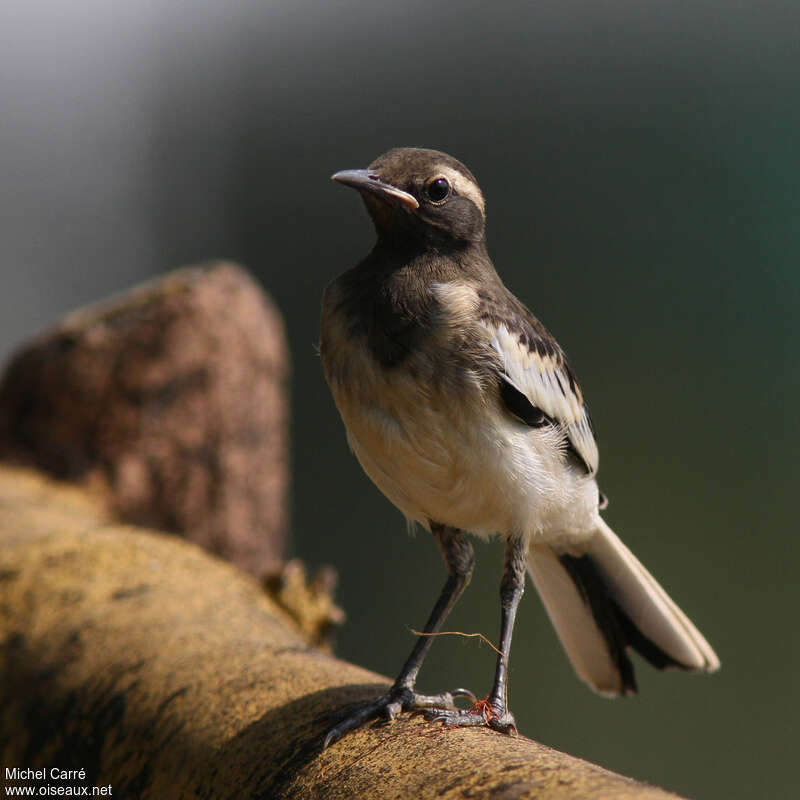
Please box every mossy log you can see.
[0,466,683,799]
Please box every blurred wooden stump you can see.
[0,263,288,577]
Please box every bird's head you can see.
[332,147,486,247]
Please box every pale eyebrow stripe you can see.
[435,165,486,216]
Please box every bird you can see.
[319,147,719,747]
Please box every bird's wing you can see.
[476,290,599,475]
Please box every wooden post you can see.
[0,466,683,799]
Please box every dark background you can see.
[2,2,798,797]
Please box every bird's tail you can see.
[526,517,720,695]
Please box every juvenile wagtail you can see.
[320,147,719,747]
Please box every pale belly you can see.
[326,349,598,542]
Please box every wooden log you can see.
[0,263,289,577]
[0,466,684,799]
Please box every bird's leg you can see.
[426,535,527,734]
[484,535,527,731]
[392,524,475,692]
[323,523,475,748]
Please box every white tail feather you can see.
[586,518,720,671]
[527,519,720,696]
[528,543,626,694]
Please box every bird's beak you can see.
[331,169,419,210]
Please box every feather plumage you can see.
[472,288,599,475]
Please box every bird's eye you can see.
[425,176,450,204]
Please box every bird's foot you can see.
[323,686,476,748]
[425,696,517,735]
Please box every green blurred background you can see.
[2,2,798,797]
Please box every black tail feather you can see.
[558,553,688,694]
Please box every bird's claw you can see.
[323,686,477,748]
[449,687,479,704]
[424,697,517,735]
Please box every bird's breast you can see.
[322,282,486,519]
[320,280,598,539]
